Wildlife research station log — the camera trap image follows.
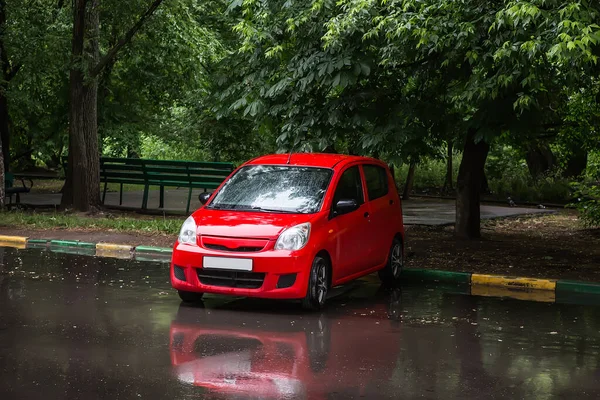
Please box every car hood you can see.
[192,209,314,239]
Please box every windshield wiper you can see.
[236,206,291,213]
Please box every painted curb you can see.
[0,236,172,262]
[0,235,28,249]
[95,243,134,259]
[471,274,556,291]
[134,246,173,254]
[401,268,600,301]
[3,236,600,302]
[95,243,134,252]
[401,269,471,284]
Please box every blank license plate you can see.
[203,256,253,271]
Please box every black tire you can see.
[302,256,330,311]
[178,290,204,303]
[378,237,403,285]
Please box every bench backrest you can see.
[4,172,14,188]
[63,157,235,186]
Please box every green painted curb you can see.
[50,246,96,256]
[134,254,172,263]
[556,280,600,296]
[401,268,472,284]
[26,239,48,248]
[135,246,172,254]
[49,240,80,247]
[27,239,48,244]
[78,242,96,249]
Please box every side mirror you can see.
[334,199,359,216]
[198,192,213,205]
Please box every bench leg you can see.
[102,181,108,204]
[186,187,192,215]
[159,186,165,209]
[16,193,20,204]
[119,183,123,206]
[142,185,149,210]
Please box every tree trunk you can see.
[564,147,588,178]
[61,0,100,211]
[402,162,416,200]
[443,140,453,192]
[455,129,490,239]
[0,93,8,173]
[481,171,489,194]
[0,0,12,173]
[0,132,4,207]
[525,142,555,178]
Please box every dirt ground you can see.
[1,210,599,282]
[405,210,600,282]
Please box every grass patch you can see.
[0,210,182,235]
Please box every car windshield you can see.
[207,165,333,214]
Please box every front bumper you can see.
[170,242,312,299]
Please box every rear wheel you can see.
[378,238,403,285]
[302,256,329,311]
[178,290,204,303]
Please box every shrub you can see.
[570,183,600,228]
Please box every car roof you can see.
[245,153,384,169]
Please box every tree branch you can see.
[6,64,20,81]
[90,0,164,78]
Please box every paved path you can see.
[1,247,599,399]
[16,190,553,225]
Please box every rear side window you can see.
[332,166,364,205]
[363,165,389,201]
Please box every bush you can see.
[397,155,462,188]
[570,183,600,228]
[489,168,572,203]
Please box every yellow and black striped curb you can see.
[401,269,600,301]
[0,235,172,262]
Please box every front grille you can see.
[174,265,186,281]
[204,243,264,252]
[197,269,265,289]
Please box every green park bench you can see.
[4,172,31,205]
[63,157,235,213]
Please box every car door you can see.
[362,164,395,267]
[330,165,372,279]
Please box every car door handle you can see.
[389,199,394,205]
[364,212,370,218]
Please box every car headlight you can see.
[178,216,198,245]
[275,223,310,251]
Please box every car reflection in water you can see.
[169,288,403,399]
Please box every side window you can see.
[332,166,364,206]
[363,165,389,201]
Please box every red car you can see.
[170,153,405,310]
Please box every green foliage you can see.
[570,183,600,228]
[488,166,572,203]
[138,134,208,161]
[398,155,462,189]
[586,151,600,179]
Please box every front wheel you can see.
[378,238,403,285]
[178,290,204,303]
[302,256,330,311]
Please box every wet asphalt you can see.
[1,247,600,399]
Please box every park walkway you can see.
[15,189,553,225]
